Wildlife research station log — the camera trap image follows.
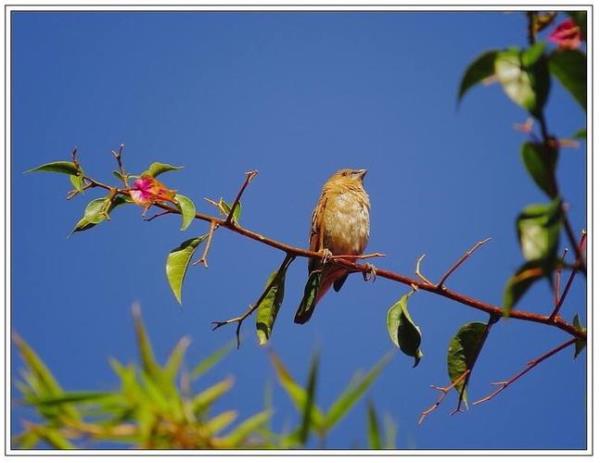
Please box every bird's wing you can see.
[308,193,327,273]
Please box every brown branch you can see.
[211,254,295,348]
[473,338,576,406]
[563,208,586,275]
[553,248,569,307]
[195,220,218,268]
[419,369,470,425]
[143,210,173,222]
[549,233,587,320]
[80,177,586,341]
[437,237,491,288]
[225,170,257,224]
[111,144,128,188]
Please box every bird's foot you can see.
[319,248,333,264]
[363,263,377,282]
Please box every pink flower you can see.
[549,19,582,50]
[130,175,176,208]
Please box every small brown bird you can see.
[294,168,370,324]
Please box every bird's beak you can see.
[358,169,367,180]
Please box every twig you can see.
[415,254,434,285]
[473,338,576,406]
[226,170,258,224]
[195,220,218,268]
[211,254,295,348]
[562,208,586,275]
[418,369,470,425]
[437,238,492,288]
[143,210,173,222]
[333,252,385,260]
[79,176,586,341]
[553,248,569,307]
[111,144,128,188]
[549,232,587,320]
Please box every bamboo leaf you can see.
[323,352,392,431]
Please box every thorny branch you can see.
[226,170,257,224]
[437,237,492,288]
[473,337,577,406]
[82,173,586,342]
[419,369,470,425]
[549,231,587,320]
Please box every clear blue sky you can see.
[11,11,586,450]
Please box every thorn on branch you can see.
[473,337,577,406]
[194,220,218,268]
[225,170,258,225]
[415,254,434,286]
[418,369,470,425]
[437,237,492,288]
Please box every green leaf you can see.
[24,391,112,407]
[269,351,325,430]
[549,49,586,110]
[71,196,128,233]
[567,11,587,40]
[221,199,242,224]
[165,235,207,304]
[573,128,586,140]
[447,322,487,404]
[220,410,272,447]
[294,270,322,324]
[132,305,162,380]
[502,261,545,313]
[142,162,183,177]
[457,50,499,103]
[26,161,79,175]
[14,334,63,396]
[383,413,397,450]
[69,173,84,192]
[14,429,40,449]
[204,410,238,434]
[256,256,294,345]
[367,400,382,450]
[192,377,235,414]
[495,44,549,115]
[386,292,423,366]
[174,194,196,231]
[190,340,236,380]
[521,142,558,198]
[164,336,191,380]
[299,353,319,444]
[36,427,75,449]
[72,198,111,232]
[516,198,562,263]
[573,314,586,358]
[323,352,392,430]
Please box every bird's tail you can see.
[294,266,346,324]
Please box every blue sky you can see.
[11,11,586,450]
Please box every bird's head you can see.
[330,168,368,184]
